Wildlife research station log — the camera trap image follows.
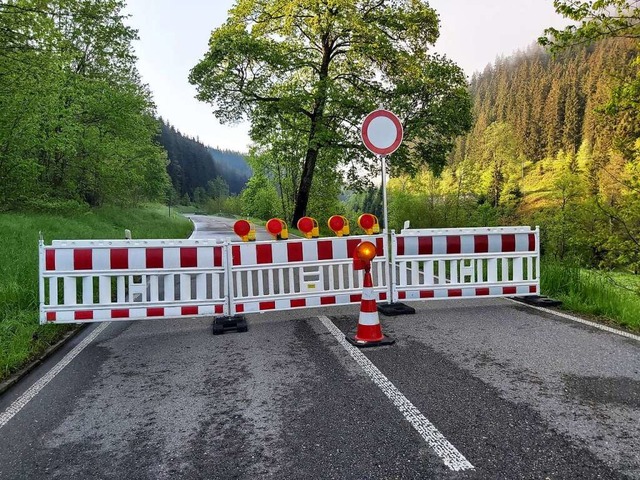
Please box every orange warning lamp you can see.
[358,213,380,235]
[328,215,350,237]
[266,218,289,240]
[297,216,318,239]
[233,220,255,242]
[353,240,376,271]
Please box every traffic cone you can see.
[346,269,395,348]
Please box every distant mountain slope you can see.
[158,119,250,198]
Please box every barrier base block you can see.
[212,315,248,335]
[513,295,562,308]
[377,302,416,316]
[345,334,395,348]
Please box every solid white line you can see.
[317,315,474,472]
[509,299,640,342]
[0,322,110,429]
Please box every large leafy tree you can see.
[189,0,472,224]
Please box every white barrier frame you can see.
[391,227,540,302]
[40,238,229,324]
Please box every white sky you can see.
[124,1,568,153]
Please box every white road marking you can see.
[0,322,110,429]
[509,299,640,342]
[318,315,475,472]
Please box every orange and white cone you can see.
[346,269,395,347]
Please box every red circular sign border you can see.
[361,109,403,156]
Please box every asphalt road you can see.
[1,215,638,479]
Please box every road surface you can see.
[0,215,638,479]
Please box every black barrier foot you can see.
[377,302,415,316]
[212,315,248,335]
[346,334,395,348]
[512,295,563,308]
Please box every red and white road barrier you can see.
[228,236,388,315]
[391,226,540,302]
[40,239,227,324]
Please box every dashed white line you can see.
[318,315,474,472]
[0,322,110,429]
[509,299,640,342]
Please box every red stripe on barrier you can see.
[232,245,241,265]
[379,292,387,301]
[502,234,516,252]
[259,301,276,310]
[420,290,435,298]
[447,236,461,254]
[236,304,244,313]
[350,294,362,303]
[182,306,198,315]
[448,289,462,297]
[290,298,306,308]
[528,233,536,251]
[112,309,130,318]
[399,291,407,299]
[474,235,489,253]
[287,242,303,262]
[503,286,517,295]
[46,250,56,271]
[74,249,92,270]
[376,237,385,256]
[361,299,378,313]
[397,237,405,256]
[147,308,164,317]
[347,239,360,258]
[146,248,163,268]
[476,287,490,296]
[213,246,223,267]
[419,236,433,254]
[317,241,333,260]
[74,310,93,320]
[110,248,128,269]
[46,312,56,322]
[180,247,197,268]
[529,285,537,293]
[256,244,273,264]
[215,304,224,314]
[321,296,336,305]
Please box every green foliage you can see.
[241,173,280,220]
[190,0,472,223]
[0,0,169,210]
[541,262,640,331]
[0,204,192,381]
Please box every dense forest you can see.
[387,38,640,273]
[0,0,169,211]
[158,120,250,202]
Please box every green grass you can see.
[0,204,192,383]
[541,262,640,332]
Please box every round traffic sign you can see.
[361,109,403,155]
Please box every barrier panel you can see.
[40,239,228,324]
[228,235,387,314]
[391,227,540,302]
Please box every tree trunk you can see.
[292,144,319,225]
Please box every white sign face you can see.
[361,110,403,155]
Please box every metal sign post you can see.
[361,109,405,309]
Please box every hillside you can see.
[158,119,251,200]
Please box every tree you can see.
[189,0,472,224]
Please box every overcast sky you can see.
[124,1,568,153]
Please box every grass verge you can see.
[0,204,192,383]
[541,262,640,332]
